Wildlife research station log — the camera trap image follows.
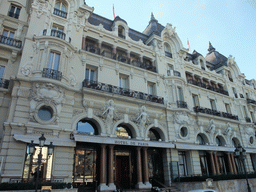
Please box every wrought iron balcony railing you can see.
[0,79,10,89]
[0,35,22,48]
[177,100,188,108]
[247,98,256,105]
[165,51,172,58]
[84,47,157,73]
[245,117,251,123]
[82,79,164,104]
[42,68,62,81]
[53,8,67,18]
[8,11,19,19]
[193,106,239,120]
[187,79,229,96]
[42,29,71,43]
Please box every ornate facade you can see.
[0,0,256,191]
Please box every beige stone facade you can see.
[0,0,256,191]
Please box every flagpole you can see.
[113,4,115,19]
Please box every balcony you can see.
[82,79,164,104]
[0,35,22,48]
[177,100,188,108]
[0,79,10,89]
[165,51,172,58]
[247,98,256,105]
[193,106,239,120]
[42,68,62,81]
[85,47,157,73]
[53,8,67,18]
[42,29,71,43]
[8,11,19,19]
[167,70,181,77]
[245,117,251,123]
[187,79,229,96]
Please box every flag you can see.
[187,39,190,50]
[113,4,115,19]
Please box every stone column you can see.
[140,55,143,63]
[112,46,117,54]
[227,153,234,174]
[98,40,102,55]
[108,145,116,190]
[209,152,216,175]
[142,148,152,188]
[135,147,144,189]
[98,145,108,191]
[231,154,237,174]
[151,59,155,67]
[214,152,220,175]
[127,51,130,58]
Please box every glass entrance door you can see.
[73,146,98,192]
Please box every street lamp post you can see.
[234,144,251,192]
[29,134,54,192]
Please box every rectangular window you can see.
[192,94,200,107]
[199,152,209,175]
[0,66,5,79]
[85,67,97,83]
[251,112,255,123]
[225,103,231,114]
[119,74,129,89]
[243,106,248,118]
[8,4,21,19]
[1,29,15,45]
[178,87,184,101]
[147,82,155,95]
[48,51,60,70]
[178,151,187,177]
[23,145,53,181]
[210,99,217,110]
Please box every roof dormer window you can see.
[118,26,125,39]
[54,0,68,18]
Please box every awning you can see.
[74,134,175,148]
[13,134,76,147]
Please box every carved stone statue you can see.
[207,119,215,134]
[102,100,115,134]
[137,106,147,137]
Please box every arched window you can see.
[216,136,222,146]
[200,60,205,70]
[197,134,205,145]
[115,125,132,138]
[118,26,125,39]
[148,128,161,141]
[164,43,172,58]
[232,138,240,147]
[76,119,98,135]
[54,0,68,18]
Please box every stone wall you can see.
[174,178,256,192]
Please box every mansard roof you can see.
[205,42,228,69]
[143,13,165,36]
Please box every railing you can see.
[165,51,172,58]
[0,35,22,48]
[177,100,188,108]
[247,98,256,105]
[173,70,181,77]
[50,29,66,40]
[84,47,157,73]
[194,106,239,120]
[118,34,125,39]
[245,117,251,123]
[42,68,62,81]
[187,79,229,96]
[8,11,19,19]
[53,8,67,18]
[82,79,164,104]
[0,79,10,89]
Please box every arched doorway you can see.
[73,120,100,192]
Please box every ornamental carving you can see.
[20,56,33,76]
[174,112,190,125]
[30,83,65,105]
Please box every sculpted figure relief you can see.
[102,100,115,134]
[137,106,147,137]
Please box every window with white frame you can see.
[0,66,5,79]
[119,74,129,89]
[164,43,172,58]
[48,51,60,70]
[54,0,68,18]
[178,151,188,177]
[51,24,65,39]
[192,94,199,107]
[167,65,173,76]
[225,103,231,114]
[85,66,97,83]
[8,4,21,19]
[210,99,217,110]
[177,87,184,101]
[1,29,15,45]
[147,82,155,95]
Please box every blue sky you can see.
[85,0,256,80]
